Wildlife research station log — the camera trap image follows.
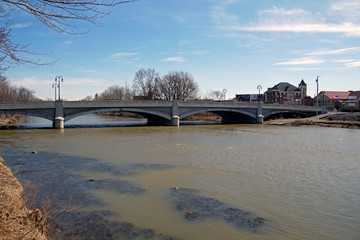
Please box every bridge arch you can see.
[0,110,54,122]
[263,110,313,120]
[64,108,172,123]
[179,108,258,123]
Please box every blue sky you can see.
[6,0,360,100]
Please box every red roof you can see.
[322,91,350,100]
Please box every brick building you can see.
[265,80,307,104]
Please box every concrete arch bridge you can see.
[0,100,318,128]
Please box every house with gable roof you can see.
[315,90,360,111]
[265,80,307,104]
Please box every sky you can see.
[5,0,360,100]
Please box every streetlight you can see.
[316,76,319,115]
[52,83,57,101]
[257,85,262,102]
[55,76,63,101]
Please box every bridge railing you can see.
[179,101,259,108]
[63,100,173,108]
[262,103,317,111]
[0,101,55,109]
[0,100,317,111]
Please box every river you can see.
[0,114,359,240]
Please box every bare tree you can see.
[99,85,125,100]
[98,85,134,100]
[132,68,159,96]
[0,73,36,101]
[209,90,222,100]
[0,73,8,88]
[0,0,134,69]
[123,84,134,100]
[153,71,199,101]
[81,95,94,101]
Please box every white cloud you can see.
[332,0,360,10]
[331,0,360,21]
[178,40,191,46]
[11,23,32,29]
[226,22,360,36]
[258,6,317,26]
[211,0,239,27]
[307,47,360,55]
[346,61,360,68]
[64,78,105,86]
[191,50,208,55]
[106,52,140,64]
[275,57,324,65]
[11,77,47,87]
[333,59,356,63]
[110,52,139,58]
[79,69,97,73]
[211,2,360,37]
[12,77,104,87]
[161,57,185,62]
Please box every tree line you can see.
[0,74,36,102]
[88,69,200,101]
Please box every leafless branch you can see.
[0,0,134,68]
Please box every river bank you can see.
[0,114,20,125]
[266,112,360,129]
[0,157,48,240]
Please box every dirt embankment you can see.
[0,157,48,240]
[0,114,20,125]
[266,112,360,129]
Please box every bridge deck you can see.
[0,100,318,128]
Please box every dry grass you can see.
[0,157,49,240]
[0,114,20,125]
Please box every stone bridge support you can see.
[171,101,180,126]
[257,102,264,124]
[53,100,64,129]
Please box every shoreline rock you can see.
[0,157,48,240]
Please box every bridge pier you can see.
[171,115,180,126]
[257,102,263,124]
[53,117,64,129]
[171,101,180,126]
[53,100,64,129]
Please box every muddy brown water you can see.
[0,114,359,239]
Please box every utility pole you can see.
[316,76,319,115]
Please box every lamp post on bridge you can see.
[52,83,57,101]
[55,76,63,101]
[316,76,319,115]
[257,85,262,102]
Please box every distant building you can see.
[315,90,360,111]
[265,80,307,104]
[133,91,153,100]
[235,94,266,102]
[345,91,360,111]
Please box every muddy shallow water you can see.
[1,115,359,240]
